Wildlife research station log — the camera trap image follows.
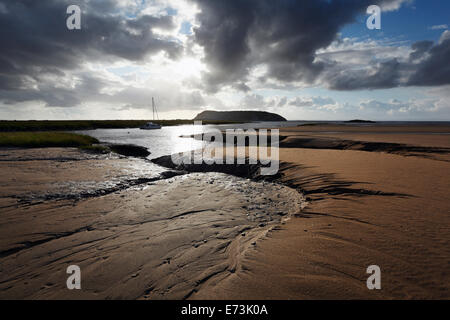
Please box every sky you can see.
[0,0,449,121]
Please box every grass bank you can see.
[0,132,99,148]
[0,120,243,132]
[0,132,152,157]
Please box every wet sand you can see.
[191,124,450,299]
[1,123,449,299]
[0,148,303,299]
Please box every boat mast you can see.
[151,97,159,121]
[152,97,155,121]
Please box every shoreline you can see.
[0,123,449,299]
[191,124,450,299]
[0,147,304,299]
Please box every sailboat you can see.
[140,97,162,130]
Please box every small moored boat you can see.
[140,122,161,130]
[140,97,162,130]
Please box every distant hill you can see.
[346,119,376,123]
[193,110,287,122]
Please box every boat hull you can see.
[140,127,161,130]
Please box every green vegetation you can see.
[0,120,243,132]
[0,132,99,148]
[0,132,154,158]
[193,110,287,122]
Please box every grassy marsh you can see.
[0,132,99,148]
[0,120,242,132]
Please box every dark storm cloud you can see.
[1,0,449,112]
[327,58,402,90]
[407,38,450,86]
[0,0,181,100]
[191,0,402,92]
[191,0,450,92]
[0,73,111,107]
[327,38,450,90]
[409,40,433,61]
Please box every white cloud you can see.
[439,30,450,44]
[380,0,413,12]
[429,24,448,30]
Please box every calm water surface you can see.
[78,121,450,159]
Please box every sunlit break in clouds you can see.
[0,0,449,120]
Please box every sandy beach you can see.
[0,148,303,299]
[0,124,449,299]
[192,124,450,299]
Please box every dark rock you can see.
[159,171,183,179]
[109,144,150,157]
[152,154,281,181]
[346,119,376,123]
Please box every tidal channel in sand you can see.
[0,148,304,299]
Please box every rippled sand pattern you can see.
[0,148,303,299]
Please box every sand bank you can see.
[0,148,303,299]
[1,123,449,300]
[190,124,450,299]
